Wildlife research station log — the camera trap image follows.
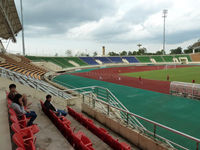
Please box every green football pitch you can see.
[121,66,200,83]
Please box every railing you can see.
[170,81,200,100]
[0,67,72,99]
[56,85,145,130]
[82,94,200,150]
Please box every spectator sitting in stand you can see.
[8,84,32,108]
[44,94,67,117]
[11,94,37,126]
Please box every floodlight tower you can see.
[162,9,168,55]
[20,0,25,55]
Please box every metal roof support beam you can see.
[0,2,16,42]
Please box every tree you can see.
[155,50,165,55]
[54,53,58,57]
[128,51,132,55]
[132,51,137,55]
[184,46,193,54]
[65,49,72,57]
[137,47,147,55]
[108,52,119,56]
[120,51,127,56]
[80,52,88,56]
[93,51,98,56]
[170,47,182,54]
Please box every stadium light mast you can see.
[20,0,25,55]
[162,9,168,55]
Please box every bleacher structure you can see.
[0,53,47,80]
[108,56,123,63]
[25,54,197,68]
[0,66,72,99]
[122,56,139,63]
[79,57,99,65]
[94,57,112,64]
[150,56,164,62]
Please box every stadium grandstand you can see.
[1,0,200,150]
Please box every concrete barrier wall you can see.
[82,103,174,150]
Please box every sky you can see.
[5,0,200,56]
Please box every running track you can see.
[72,65,195,94]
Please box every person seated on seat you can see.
[44,94,67,117]
[11,94,37,126]
[8,84,32,107]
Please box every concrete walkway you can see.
[0,89,12,150]
[29,97,73,150]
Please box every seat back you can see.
[12,133,25,148]
[10,115,19,123]
[11,123,21,133]
[9,108,16,116]
[16,147,25,150]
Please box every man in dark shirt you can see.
[44,94,67,116]
[8,84,31,107]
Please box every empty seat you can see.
[12,132,36,150]
[68,106,131,150]
[11,123,39,136]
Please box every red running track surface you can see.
[72,65,195,94]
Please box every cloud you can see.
[16,0,117,36]
[12,0,200,55]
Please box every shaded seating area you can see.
[135,56,151,63]
[63,57,88,66]
[175,55,192,62]
[68,107,131,150]
[6,93,39,150]
[122,56,139,63]
[150,56,164,62]
[26,56,74,68]
[40,100,95,150]
[162,55,174,62]
[79,57,99,65]
[0,53,46,80]
[108,57,123,63]
[94,57,112,64]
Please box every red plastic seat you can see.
[75,131,93,148]
[99,127,108,134]
[10,115,27,128]
[60,116,71,127]
[11,123,39,135]
[9,108,16,116]
[41,101,95,150]
[12,132,36,150]
[16,147,25,150]
[7,99,12,106]
[120,142,131,150]
[67,106,131,150]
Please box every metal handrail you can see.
[0,67,72,99]
[57,84,145,130]
[83,94,200,150]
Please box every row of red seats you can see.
[67,107,131,150]
[40,100,95,150]
[7,93,39,150]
